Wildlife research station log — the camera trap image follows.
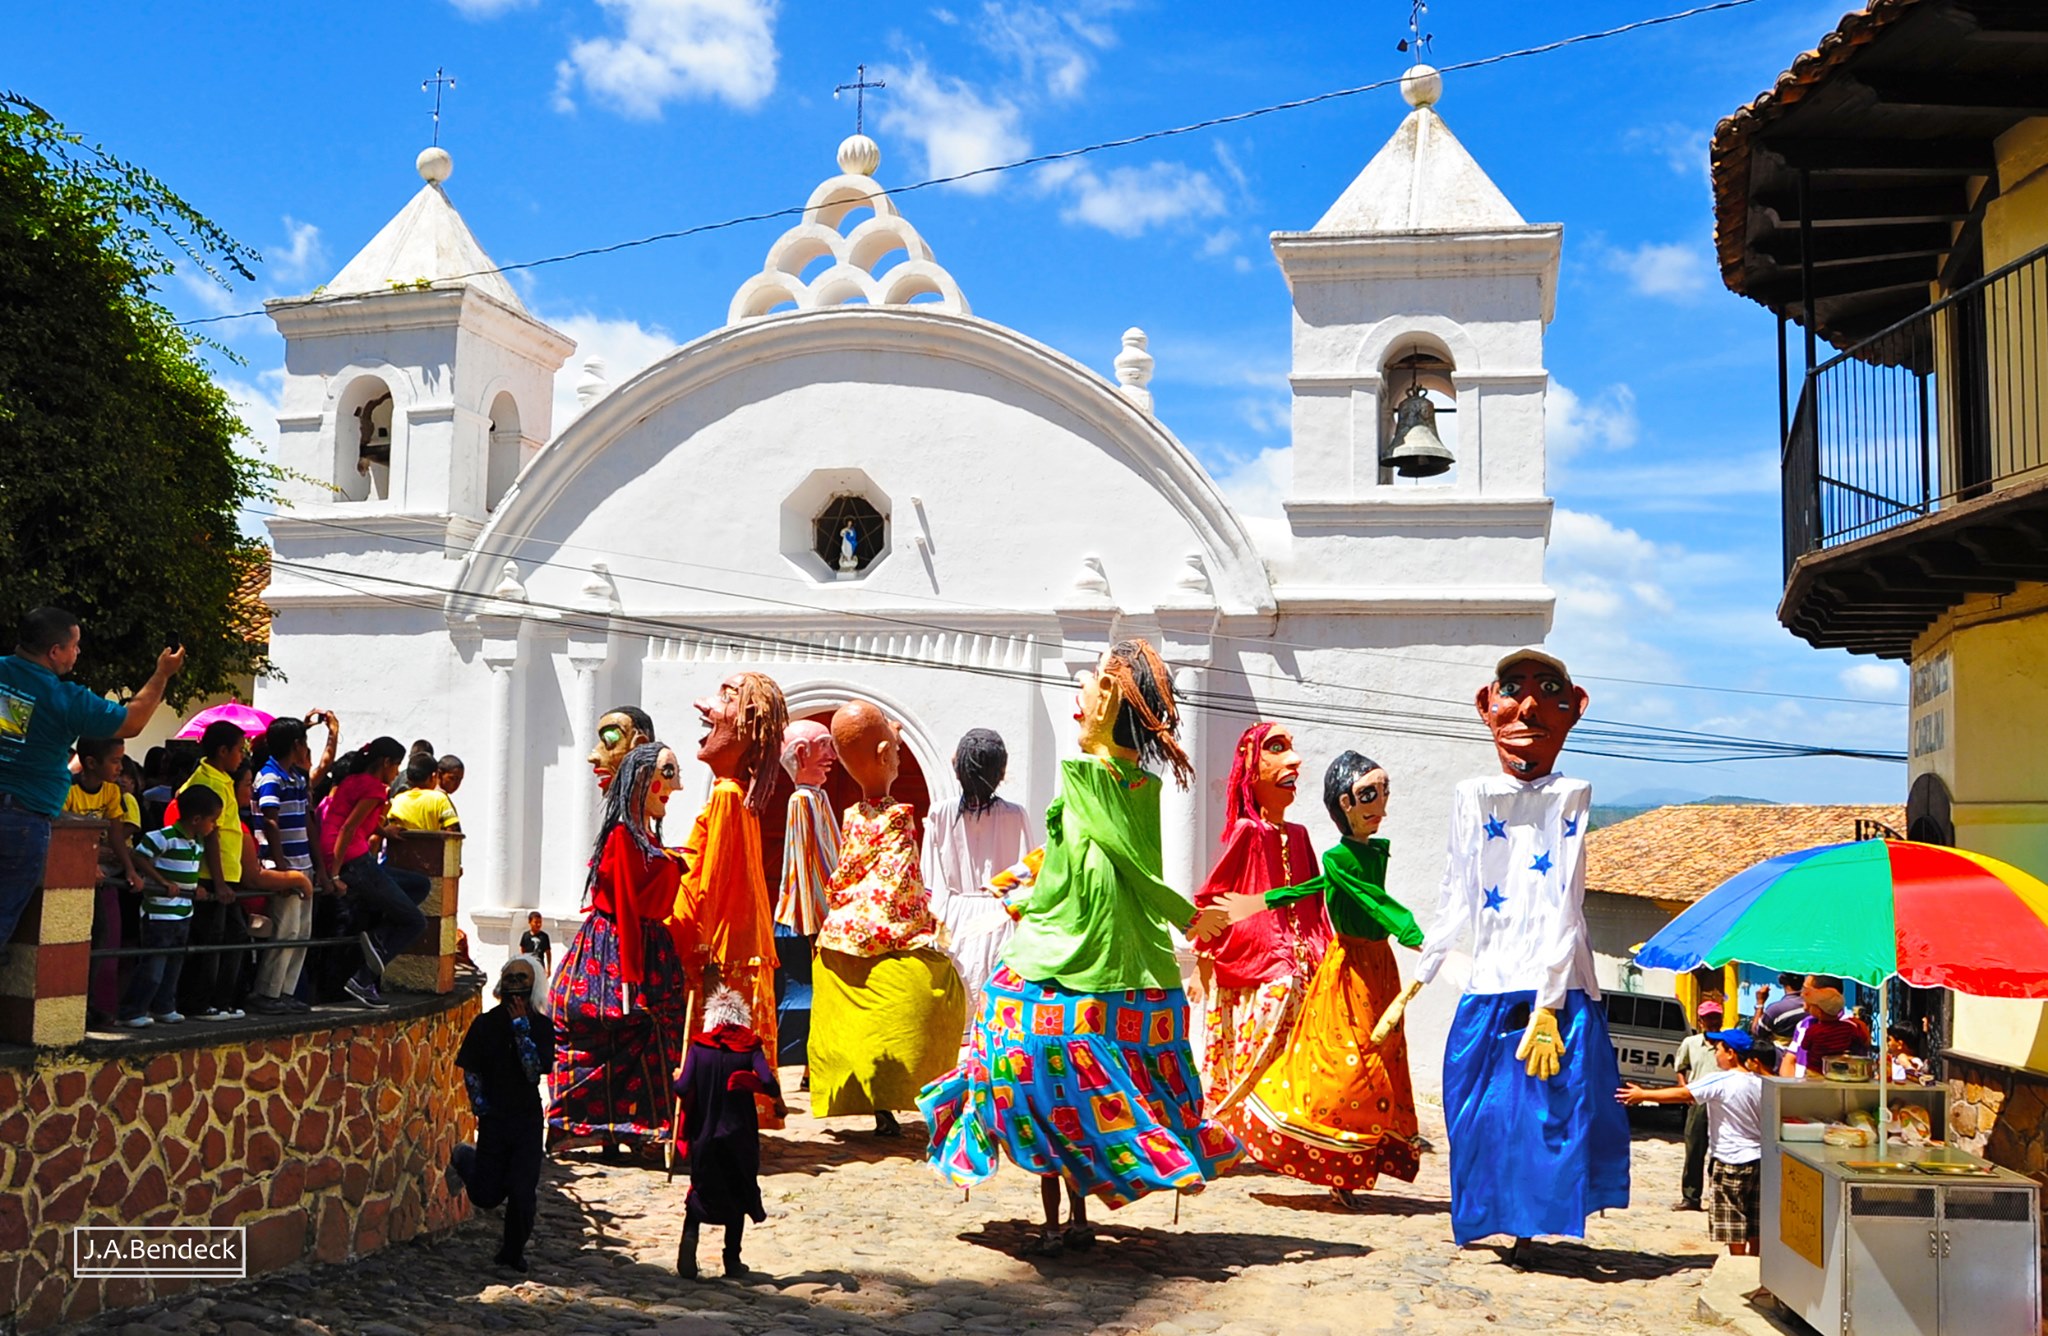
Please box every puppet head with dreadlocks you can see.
[695,672,789,817]
[584,740,680,905]
[1222,721,1303,839]
[1075,638,1194,789]
[953,728,1009,816]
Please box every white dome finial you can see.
[837,134,881,177]
[417,146,453,185]
[1400,64,1442,109]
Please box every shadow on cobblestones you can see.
[955,1219,1373,1281]
[1246,1188,1451,1216]
[1479,1237,1717,1284]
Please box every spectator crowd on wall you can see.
[0,607,465,1030]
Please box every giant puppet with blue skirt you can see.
[1414,649,1630,1260]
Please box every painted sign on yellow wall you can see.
[1781,1153,1825,1269]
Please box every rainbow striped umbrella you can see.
[1636,839,2048,998]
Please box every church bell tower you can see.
[1270,65,1560,610]
[266,147,573,531]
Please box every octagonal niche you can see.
[780,467,893,582]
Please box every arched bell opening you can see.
[1380,345,1460,486]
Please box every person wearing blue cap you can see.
[1617,1029,1769,1254]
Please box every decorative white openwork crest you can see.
[727,135,970,323]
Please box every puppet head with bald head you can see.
[779,719,837,788]
[830,699,902,801]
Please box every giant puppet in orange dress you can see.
[1193,723,1331,1134]
[671,673,789,1129]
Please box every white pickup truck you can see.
[1605,991,1688,1086]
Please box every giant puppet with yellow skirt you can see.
[1220,750,1427,1210]
[807,699,967,1137]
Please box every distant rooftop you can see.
[1588,803,1905,903]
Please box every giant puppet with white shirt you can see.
[1408,649,1630,1258]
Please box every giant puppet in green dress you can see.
[920,639,1239,1253]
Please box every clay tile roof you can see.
[1710,0,1924,335]
[1588,804,1906,904]
[231,548,272,647]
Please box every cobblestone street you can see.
[71,1082,1723,1336]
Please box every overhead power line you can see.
[177,0,1768,330]
[261,554,1906,767]
[246,503,1902,713]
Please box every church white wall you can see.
[497,349,1245,624]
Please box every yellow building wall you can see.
[1914,585,2048,1071]
[1980,119,2048,489]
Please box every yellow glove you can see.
[1516,1006,1566,1080]
[1370,980,1425,1045]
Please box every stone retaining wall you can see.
[1945,1053,2048,1275]
[0,991,479,1330]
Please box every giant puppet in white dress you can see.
[1413,649,1629,1255]
[920,729,1033,1027]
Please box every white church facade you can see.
[259,70,1562,1082]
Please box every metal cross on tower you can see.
[833,64,886,134]
[1398,1,1433,55]
[422,66,457,145]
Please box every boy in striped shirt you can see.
[120,786,224,1028]
[251,717,331,1014]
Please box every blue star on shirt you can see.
[1483,886,1507,912]
[1483,814,1508,841]
[1531,851,1554,875]
[1563,815,1580,837]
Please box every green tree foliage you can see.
[0,92,275,708]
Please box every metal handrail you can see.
[1818,239,2048,376]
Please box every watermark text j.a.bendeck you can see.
[72,1227,245,1278]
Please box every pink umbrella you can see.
[173,702,275,741]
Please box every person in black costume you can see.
[675,986,785,1279]
[451,957,556,1272]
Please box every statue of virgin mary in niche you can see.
[838,520,860,573]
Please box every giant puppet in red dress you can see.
[547,738,693,1151]
[1193,723,1331,1138]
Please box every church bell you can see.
[1384,383,1455,478]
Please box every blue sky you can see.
[15,0,1909,803]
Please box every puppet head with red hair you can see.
[1222,721,1302,839]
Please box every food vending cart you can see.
[1759,1076,2040,1335]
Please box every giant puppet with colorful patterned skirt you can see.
[921,638,1239,1256]
[808,699,967,1136]
[1415,649,1629,1257]
[1221,751,1426,1210]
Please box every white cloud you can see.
[970,1,1120,99]
[1840,663,1905,698]
[554,0,778,118]
[1213,444,1291,522]
[1547,380,1638,461]
[875,61,1029,192]
[219,368,287,537]
[1608,241,1713,300]
[544,312,682,434]
[269,216,325,284]
[1625,122,1710,182]
[1043,159,1226,237]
